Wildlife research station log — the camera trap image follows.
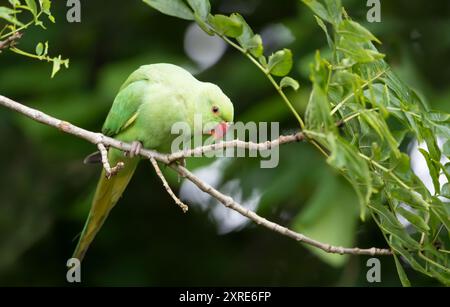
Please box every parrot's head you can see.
[197,83,234,139]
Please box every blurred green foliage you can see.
[0,0,449,286]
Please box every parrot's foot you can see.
[125,141,143,158]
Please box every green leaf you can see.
[442,183,450,199]
[47,14,54,23]
[430,198,450,231]
[393,255,411,287]
[208,14,243,38]
[267,49,293,77]
[35,42,44,56]
[370,201,420,250]
[337,20,381,44]
[305,84,335,132]
[390,186,429,212]
[396,206,429,233]
[0,7,24,26]
[302,0,331,23]
[280,76,299,91]
[314,15,333,49]
[142,0,194,20]
[8,0,21,6]
[39,0,51,13]
[39,0,54,22]
[443,141,450,158]
[186,0,210,20]
[418,149,441,195]
[51,55,69,78]
[232,13,263,57]
[326,134,372,219]
[323,0,342,24]
[24,0,37,18]
[337,38,385,63]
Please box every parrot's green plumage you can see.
[73,63,234,261]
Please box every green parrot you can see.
[73,63,234,261]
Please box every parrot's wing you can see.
[102,80,149,136]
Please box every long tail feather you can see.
[73,150,139,262]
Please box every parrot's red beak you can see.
[210,122,229,139]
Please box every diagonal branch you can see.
[149,156,189,213]
[0,94,392,256]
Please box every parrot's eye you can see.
[212,106,220,114]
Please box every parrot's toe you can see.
[126,141,143,158]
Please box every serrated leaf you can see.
[0,7,24,26]
[232,13,263,57]
[35,42,44,56]
[258,55,267,67]
[396,206,429,233]
[186,0,210,20]
[430,197,450,231]
[302,0,331,23]
[390,186,429,212]
[305,84,335,132]
[370,201,420,249]
[337,19,381,44]
[142,0,194,20]
[338,38,385,63]
[24,0,37,18]
[323,0,342,24]
[267,49,293,77]
[280,76,299,91]
[393,255,411,287]
[418,148,441,195]
[208,14,243,38]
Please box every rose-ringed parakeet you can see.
[72,63,234,261]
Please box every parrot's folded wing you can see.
[102,80,149,137]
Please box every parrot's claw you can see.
[125,141,143,158]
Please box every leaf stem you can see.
[330,69,387,115]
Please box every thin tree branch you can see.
[166,133,305,163]
[0,31,22,51]
[97,143,124,179]
[149,156,189,213]
[0,94,392,256]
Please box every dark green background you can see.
[0,0,448,286]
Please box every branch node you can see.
[97,143,124,179]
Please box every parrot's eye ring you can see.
[212,106,220,114]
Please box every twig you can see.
[172,163,391,256]
[97,143,124,179]
[0,94,392,256]
[149,156,188,213]
[166,133,305,163]
[330,69,387,115]
[0,31,22,51]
